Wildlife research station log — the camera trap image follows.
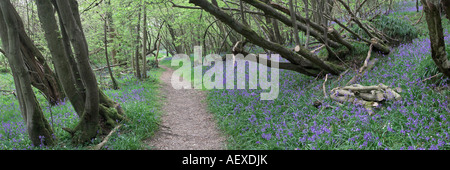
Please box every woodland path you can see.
[146,65,226,150]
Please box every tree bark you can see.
[3,2,63,105]
[105,0,117,64]
[35,0,85,116]
[441,0,450,19]
[422,0,450,77]
[135,0,142,80]
[142,2,148,79]
[55,0,101,144]
[289,0,300,46]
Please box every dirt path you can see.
[146,65,226,150]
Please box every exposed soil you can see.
[146,65,226,150]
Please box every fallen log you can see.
[370,38,391,55]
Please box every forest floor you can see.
[145,65,226,150]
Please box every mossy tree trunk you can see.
[422,0,450,78]
[0,0,55,146]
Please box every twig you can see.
[310,45,325,54]
[422,73,442,82]
[0,89,15,96]
[81,0,104,15]
[334,69,350,83]
[413,10,424,25]
[92,124,122,150]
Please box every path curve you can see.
[146,65,226,150]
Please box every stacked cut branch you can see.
[330,84,402,115]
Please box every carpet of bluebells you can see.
[207,29,450,150]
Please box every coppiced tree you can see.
[0,0,62,105]
[35,0,125,144]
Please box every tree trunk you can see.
[5,2,63,105]
[155,37,161,68]
[303,0,310,48]
[106,0,117,64]
[441,0,450,19]
[135,0,142,80]
[104,10,119,90]
[36,0,85,116]
[417,0,420,12]
[422,0,450,77]
[0,0,55,146]
[55,0,101,144]
[289,0,300,46]
[142,2,148,79]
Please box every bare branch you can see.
[170,1,265,15]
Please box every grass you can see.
[0,67,164,150]
[2,1,450,151]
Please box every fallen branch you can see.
[342,83,389,92]
[310,45,325,54]
[330,84,402,115]
[359,44,373,73]
[347,44,376,86]
[0,89,15,96]
[92,124,122,150]
[413,10,424,25]
[93,62,127,71]
[422,73,442,82]
[333,69,350,83]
